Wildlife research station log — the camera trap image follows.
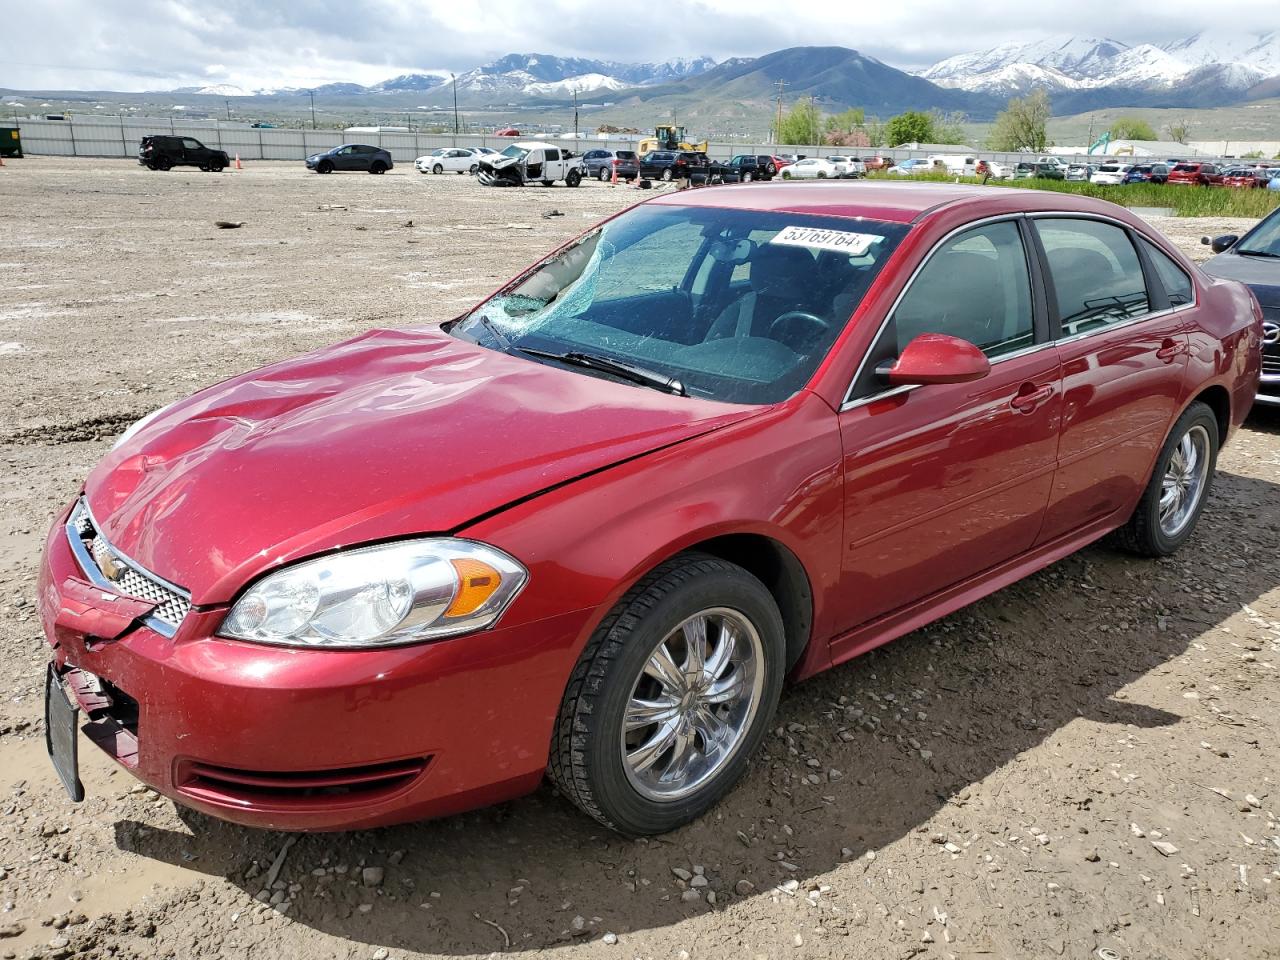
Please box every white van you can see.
[928,155,978,176]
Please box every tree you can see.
[885,111,935,147]
[1166,119,1192,144]
[930,110,970,145]
[824,107,869,146]
[776,98,822,146]
[1109,116,1158,141]
[988,90,1051,152]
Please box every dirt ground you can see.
[1,157,1277,960]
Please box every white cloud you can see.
[0,0,1251,90]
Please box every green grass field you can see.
[862,172,1280,218]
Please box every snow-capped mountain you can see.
[453,53,715,97]
[523,74,627,98]
[919,32,1280,103]
[192,83,251,96]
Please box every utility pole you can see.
[451,74,459,134]
[573,90,579,140]
[773,78,789,144]
[309,90,316,129]
[225,99,231,122]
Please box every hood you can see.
[1202,251,1280,308]
[480,155,520,170]
[85,328,756,603]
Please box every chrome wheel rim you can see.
[621,607,764,802]
[1160,424,1210,537]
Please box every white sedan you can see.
[780,158,841,180]
[1090,163,1133,185]
[414,148,483,175]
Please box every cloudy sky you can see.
[0,0,1240,90]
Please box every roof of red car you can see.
[648,181,1098,225]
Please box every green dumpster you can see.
[0,127,22,159]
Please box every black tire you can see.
[781,170,792,180]
[766,163,777,175]
[549,553,785,836]
[598,166,610,182]
[1113,401,1219,557]
[660,168,673,182]
[209,163,223,173]
[468,164,478,174]
[156,157,172,171]
[317,161,333,174]
[370,162,386,175]
[566,169,582,188]
[432,163,443,174]
[742,171,753,183]
[541,180,554,187]
[817,171,827,179]
[198,164,209,172]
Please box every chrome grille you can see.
[66,500,191,635]
[1263,353,1280,377]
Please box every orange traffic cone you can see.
[611,162,617,185]
[235,153,242,170]
[0,155,5,167]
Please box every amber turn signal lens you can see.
[444,558,502,617]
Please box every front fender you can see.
[461,390,844,678]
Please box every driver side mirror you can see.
[1202,234,1238,253]
[877,333,991,386]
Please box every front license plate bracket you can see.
[45,663,85,802]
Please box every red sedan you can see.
[39,184,1262,835]
[1220,167,1268,189]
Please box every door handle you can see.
[1010,384,1054,414]
[1156,339,1185,363]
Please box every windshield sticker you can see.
[769,226,881,256]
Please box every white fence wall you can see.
[5,116,1057,167]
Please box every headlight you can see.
[218,539,527,648]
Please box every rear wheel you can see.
[742,171,753,183]
[156,157,172,171]
[1114,401,1218,557]
[468,164,478,174]
[550,554,785,836]
[660,168,673,182]
[598,166,610,182]
[370,162,386,175]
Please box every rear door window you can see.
[1035,218,1150,335]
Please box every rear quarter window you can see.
[1139,238,1194,307]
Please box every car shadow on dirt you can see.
[111,466,1280,955]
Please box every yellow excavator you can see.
[637,124,709,155]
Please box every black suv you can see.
[638,150,711,182]
[581,149,639,182]
[711,155,776,183]
[139,135,230,172]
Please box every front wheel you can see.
[781,170,792,180]
[1113,401,1218,556]
[316,161,333,174]
[550,554,785,836]
[432,163,443,174]
[566,169,581,188]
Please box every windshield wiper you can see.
[1236,249,1280,259]
[517,348,686,396]
[473,314,514,352]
